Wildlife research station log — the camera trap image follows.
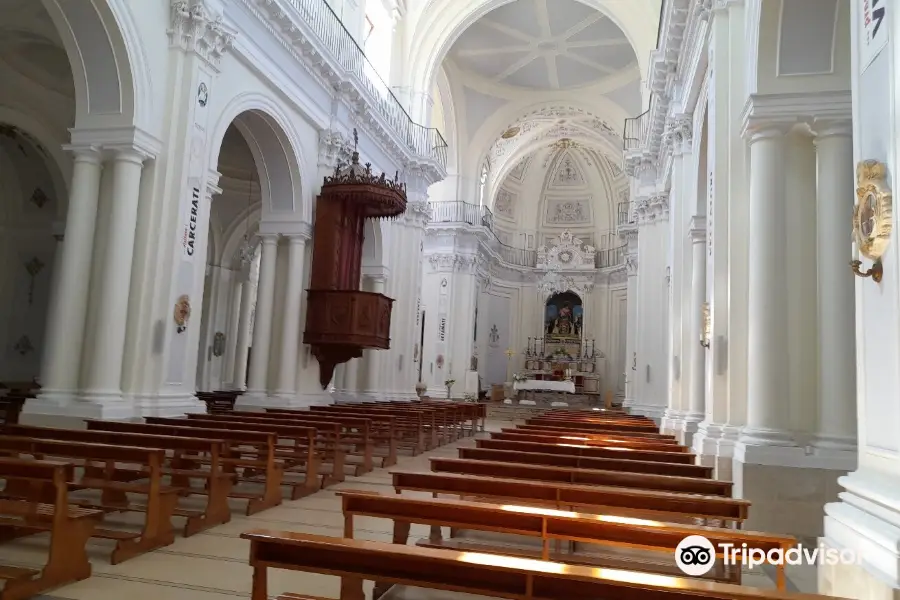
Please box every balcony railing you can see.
[617,201,634,226]
[623,109,650,152]
[596,245,626,269]
[284,0,447,168]
[427,201,625,270]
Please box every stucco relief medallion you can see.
[851,160,892,283]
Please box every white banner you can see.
[860,0,888,72]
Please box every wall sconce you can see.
[700,302,711,348]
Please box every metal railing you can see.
[623,109,650,152]
[617,201,633,226]
[427,201,624,270]
[596,245,626,269]
[284,0,447,168]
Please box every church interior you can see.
[0,0,895,599]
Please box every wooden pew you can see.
[0,457,102,600]
[429,457,733,497]
[336,490,796,589]
[205,411,373,476]
[525,419,671,438]
[526,417,661,434]
[476,438,698,465]
[311,406,427,454]
[172,414,341,486]
[6,424,233,536]
[337,404,439,449]
[242,530,843,600]
[0,436,177,563]
[459,446,714,479]
[502,426,678,443]
[144,416,327,494]
[265,409,397,468]
[493,430,685,452]
[88,420,285,512]
[516,423,675,440]
[391,471,749,527]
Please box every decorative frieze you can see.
[427,253,480,273]
[169,0,237,69]
[635,193,670,224]
[317,129,354,169]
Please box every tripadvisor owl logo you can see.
[675,535,716,576]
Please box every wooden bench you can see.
[476,438,698,465]
[311,406,426,455]
[526,417,661,434]
[88,420,285,512]
[516,423,675,440]
[0,457,101,600]
[429,457,733,497]
[204,412,371,476]
[242,530,842,600]
[391,471,749,527]
[264,408,398,468]
[459,446,714,478]
[0,436,177,563]
[493,431,686,452]
[144,416,326,495]
[8,423,233,536]
[336,490,795,589]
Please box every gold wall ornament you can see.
[851,160,892,282]
[173,295,191,333]
[700,302,711,348]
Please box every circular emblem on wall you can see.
[851,159,893,283]
[441,278,448,287]
[436,354,445,369]
[174,294,192,333]
[197,82,209,107]
[558,250,573,263]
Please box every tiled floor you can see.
[7,420,816,599]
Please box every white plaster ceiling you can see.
[449,0,635,90]
[0,0,72,98]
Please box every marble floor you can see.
[2,420,817,599]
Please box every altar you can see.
[513,379,576,406]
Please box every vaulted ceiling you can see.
[449,0,635,91]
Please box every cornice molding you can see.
[740,91,853,139]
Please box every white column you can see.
[344,358,360,395]
[275,236,307,397]
[813,122,857,450]
[623,249,638,405]
[365,275,386,396]
[685,217,707,433]
[222,276,243,386]
[81,149,146,404]
[740,125,794,445]
[232,275,255,390]
[37,149,103,402]
[246,235,278,398]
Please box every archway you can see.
[0,0,138,386]
[197,107,305,394]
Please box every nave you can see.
[0,403,831,600]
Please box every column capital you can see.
[62,145,103,164]
[812,119,853,141]
[69,126,163,160]
[742,122,792,144]
[688,216,707,242]
[168,0,236,70]
[258,233,279,246]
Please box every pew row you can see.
[0,458,101,600]
[242,530,842,600]
[391,471,750,527]
[336,490,794,589]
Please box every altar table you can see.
[514,380,576,393]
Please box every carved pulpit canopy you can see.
[536,230,596,270]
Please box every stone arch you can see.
[361,219,385,270]
[0,107,69,216]
[407,0,659,121]
[747,0,850,96]
[40,0,144,128]
[208,94,308,222]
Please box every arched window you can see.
[478,162,488,206]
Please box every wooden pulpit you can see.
[303,131,405,388]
